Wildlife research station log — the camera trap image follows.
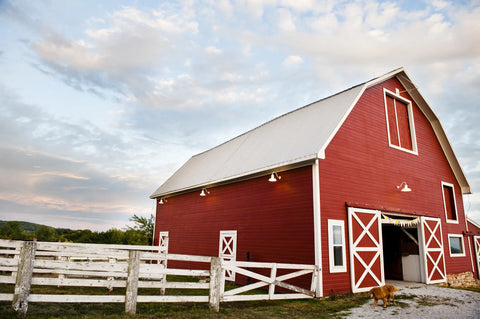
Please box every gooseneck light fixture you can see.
[200,188,210,196]
[158,198,166,205]
[397,181,412,192]
[268,172,281,182]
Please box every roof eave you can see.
[150,154,319,199]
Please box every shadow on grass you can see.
[0,292,371,319]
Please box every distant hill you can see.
[0,217,153,245]
[0,220,42,232]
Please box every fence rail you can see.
[0,239,316,316]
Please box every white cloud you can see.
[431,0,450,11]
[364,1,400,29]
[276,7,296,31]
[282,55,303,66]
[205,46,223,55]
[281,0,335,13]
[310,13,338,33]
[235,0,277,19]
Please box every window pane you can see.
[334,246,343,266]
[449,237,463,254]
[332,225,342,245]
[395,100,413,150]
[386,95,400,146]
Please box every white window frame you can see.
[447,234,465,257]
[384,88,418,155]
[442,182,459,224]
[328,219,347,273]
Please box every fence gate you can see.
[418,217,446,284]
[219,230,237,281]
[474,236,480,279]
[158,231,169,266]
[348,207,384,293]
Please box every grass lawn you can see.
[0,282,371,319]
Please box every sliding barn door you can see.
[418,217,446,284]
[348,208,384,293]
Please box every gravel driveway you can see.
[345,281,480,319]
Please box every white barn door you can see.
[348,207,384,293]
[474,236,480,279]
[418,217,446,284]
[219,230,237,281]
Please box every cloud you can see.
[283,55,303,67]
[275,7,296,31]
[205,46,223,55]
[29,5,199,107]
[0,85,161,228]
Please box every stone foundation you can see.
[442,272,480,287]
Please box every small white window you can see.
[448,234,465,257]
[328,220,346,273]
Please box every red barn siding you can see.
[467,220,480,279]
[155,166,315,270]
[318,77,471,295]
[468,220,480,235]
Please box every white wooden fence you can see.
[0,239,317,316]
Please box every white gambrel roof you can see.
[151,68,471,198]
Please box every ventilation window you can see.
[384,89,417,154]
[442,182,458,223]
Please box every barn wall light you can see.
[200,188,210,196]
[268,172,281,182]
[397,181,412,192]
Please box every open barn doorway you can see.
[381,214,421,282]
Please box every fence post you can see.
[209,257,223,312]
[268,263,277,299]
[12,241,37,317]
[125,250,140,315]
[160,236,168,295]
[313,265,321,298]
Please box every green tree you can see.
[35,225,58,242]
[0,221,26,240]
[127,214,154,245]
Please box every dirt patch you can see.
[344,284,480,319]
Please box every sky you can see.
[0,0,479,231]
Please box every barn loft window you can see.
[442,182,458,223]
[448,234,465,257]
[384,88,417,154]
[328,219,346,273]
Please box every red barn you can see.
[467,218,480,279]
[151,68,473,296]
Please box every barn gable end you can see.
[318,76,472,294]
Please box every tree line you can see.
[0,214,154,245]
